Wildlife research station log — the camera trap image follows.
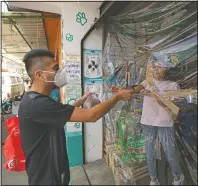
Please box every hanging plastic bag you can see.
[83,85,101,108]
[5,117,20,134]
[83,93,101,108]
[4,117,26,172]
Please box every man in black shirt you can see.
[18,49,132,185]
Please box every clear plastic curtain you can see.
[102,1,197,185]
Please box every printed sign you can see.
[63,53,82,136]
[65,63,81,82]
[63,53,81,84]
[83,49,103,107]
[66,122,82,133]
[84,49,102,80]
[65,84,82,97]
[65,53,80,62]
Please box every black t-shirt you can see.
[18,91,75,185]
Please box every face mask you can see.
[40,67,68,88]
[54,68,68,87]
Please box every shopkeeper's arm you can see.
[71,93,91,107]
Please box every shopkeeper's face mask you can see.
[38,66,68,88]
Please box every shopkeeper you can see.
[18,49,132,185]
[111,54,184,186]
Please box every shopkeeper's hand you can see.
[140,89,152,96]
[115,89,133,101]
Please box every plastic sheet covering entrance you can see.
[102,1,197,185]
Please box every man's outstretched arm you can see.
[69,89,132,123]
[111,84,145,95]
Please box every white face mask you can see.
[40,67,68,88]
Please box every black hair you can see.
[23,49,55,80]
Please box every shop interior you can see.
[82,1,197,185]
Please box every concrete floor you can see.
[71,159,115,185]
[1,153,193,185]
[2,154,115,185]
[1,114,193,185]
[1,114,115,185]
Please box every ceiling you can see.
[2,12,48,64]
[2,1,103,64]
[8,1,103,15]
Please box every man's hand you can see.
[81,92,92,101]
[110,85,145,96]
[110,85,120,92]
[72,92,92,107]
[69,89,133,123]
[114,89,133,101]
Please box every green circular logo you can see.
[74,123,80,129]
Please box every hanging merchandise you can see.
[83,85,101,108]
[174,103,197,185]
[102,1,197,185]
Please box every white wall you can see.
[83,27,103,50]
[83,26,104,162]
[62,2,101,54]
[62,2,103,163]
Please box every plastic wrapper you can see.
[83,93,100,108]
[114,167,136,185]
[104,144,116,167]
[121,151,147,168]
[112,150,125,168]
[102,1,197,184]
[175,103,197,185]
[114,166,148,185]
[104,127,117,145]
[109,150,125,174]
[127,136,146,154]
